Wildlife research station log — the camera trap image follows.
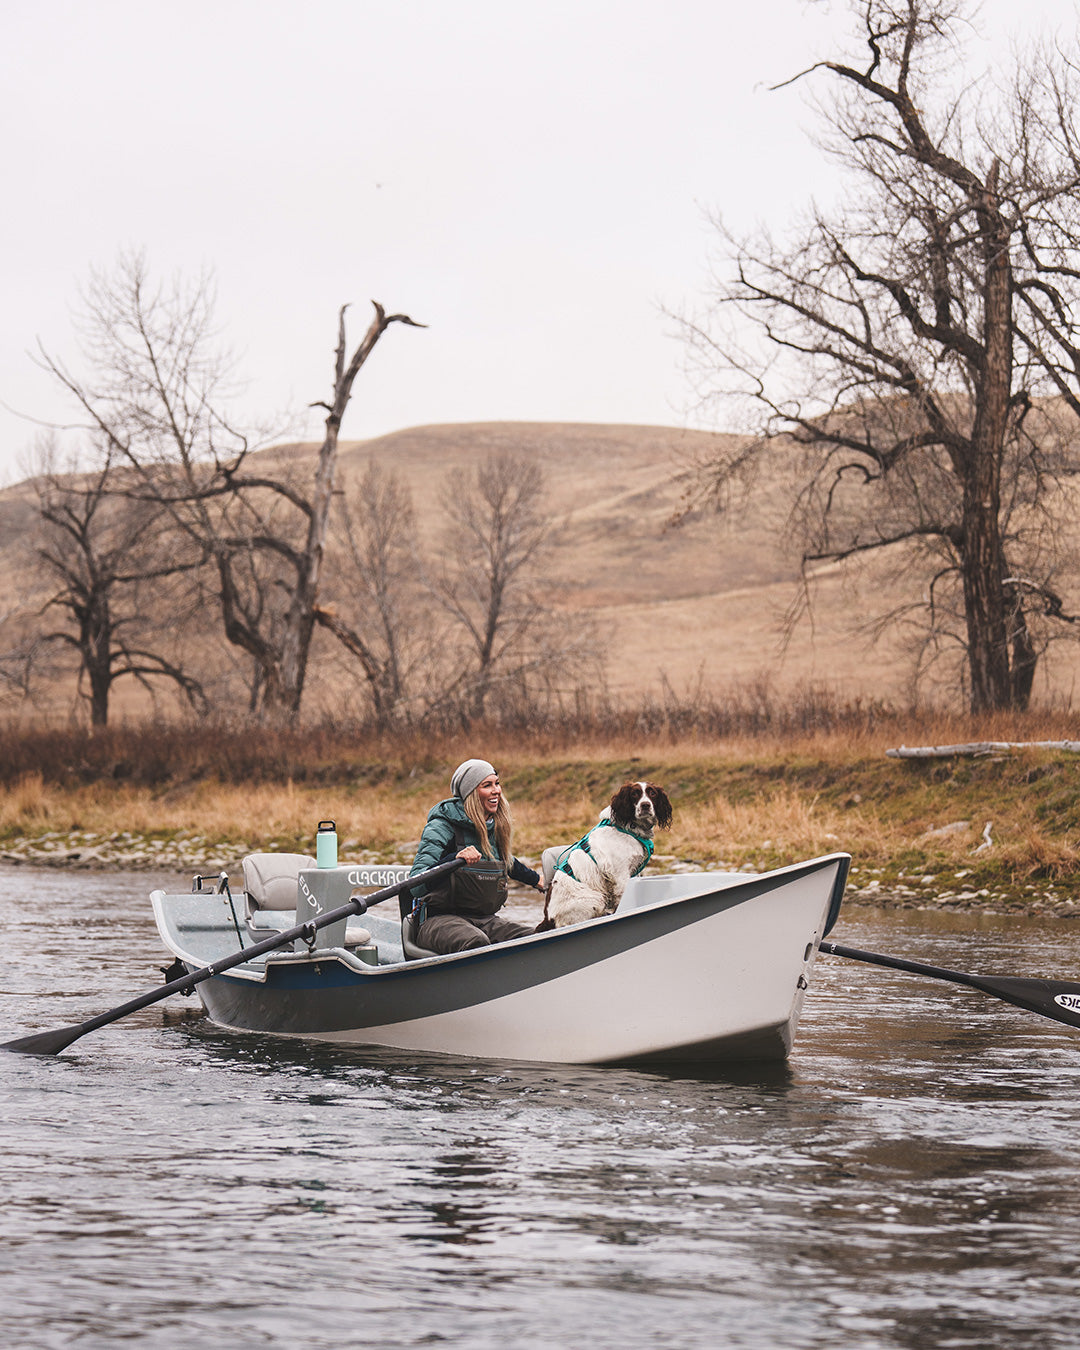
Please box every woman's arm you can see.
[510,857,542,889]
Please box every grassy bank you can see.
[2,719,1079,915]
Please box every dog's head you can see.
[609,780,673,832]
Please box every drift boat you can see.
[149,851,850,1065]
[13,846,1080,1062]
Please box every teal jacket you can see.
[409,797,540,901]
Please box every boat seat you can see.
[401,911,439,960]
[241,852,372,948]
[540,845,572,888]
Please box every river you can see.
[1,865,1079,1349]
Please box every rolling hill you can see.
[3,420,1078,716]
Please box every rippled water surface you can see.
[3,865,1080,1349]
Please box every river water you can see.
[2,865,1079,1349]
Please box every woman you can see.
[408,758,543,954]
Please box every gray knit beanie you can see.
[450,758,497,802]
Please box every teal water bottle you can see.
[316,819,338,868]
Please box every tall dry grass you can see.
[3,687,1078,789]
[0,778,428,851]
[0,773,867,866]
[1,762,1054,885]
[0,773,51,830]
[675,787,845,861]
[3,696,1079,887]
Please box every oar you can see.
[2,858,463,1057]
[820,939,1080,1031]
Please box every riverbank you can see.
[2,833,1077,917]
[3,738,1079,916]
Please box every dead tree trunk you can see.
[232,302,424,720]
[36,258,424,725]
[958,161,1013,712]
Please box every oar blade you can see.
[969,974,1080,1031]
[822,940,1080,1033]
[2,1024,91,1056]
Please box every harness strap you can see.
[555,817,654,881]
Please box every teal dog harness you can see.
[555,817,654,882]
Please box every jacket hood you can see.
[426,797,471,827]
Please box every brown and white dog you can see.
[540,781,673,929]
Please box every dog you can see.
[539,781,673,929]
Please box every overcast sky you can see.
[0,0,1073,485]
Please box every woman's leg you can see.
[417,912,490,953]
[476,914,533,943]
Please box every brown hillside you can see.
[4,421,1079,713]
[334,423,928,701]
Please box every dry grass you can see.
[0,773,861,867]
[993,827,1080,883]
[674,787,849,862]
[0,773,51,829]
[0,779,427,852]
[3,708,1080,898]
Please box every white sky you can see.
[0,0,1074,485]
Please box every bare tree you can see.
[314,460,431,726]
[30,442,206,725]
[0,607,44,710]
[425,451,599,722]
[427,452,548,719]
[38,253,424,720]
[684,0,1080,712]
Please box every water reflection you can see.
[188,1023,799,1104]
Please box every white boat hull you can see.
[152,853,849,1065]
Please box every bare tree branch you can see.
[37,256,425,721]
[679,0,1080,712]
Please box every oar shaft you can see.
[2,857,464,1054]
[820,941,981,990]
[820,938,1080,1032]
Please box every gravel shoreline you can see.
[3,832,1077,918]
[0,831,398,874]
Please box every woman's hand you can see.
[457,846,482,864]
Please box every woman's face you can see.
[475,773,501,816]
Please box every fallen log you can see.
[886,741,1080,759]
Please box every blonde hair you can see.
[463,787,514,872]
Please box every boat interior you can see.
[152,855,759,977]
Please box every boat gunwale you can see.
[151,851,850,996]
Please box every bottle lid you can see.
[317,819,336,832]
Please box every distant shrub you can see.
[0,683,1074,787]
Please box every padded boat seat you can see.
[540,845,571,888]
[402,911,438,960]
[242,853,373,948]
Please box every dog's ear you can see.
[609,782,638,827]
[647,783,673,829]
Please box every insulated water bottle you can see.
[316,819,338,868]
